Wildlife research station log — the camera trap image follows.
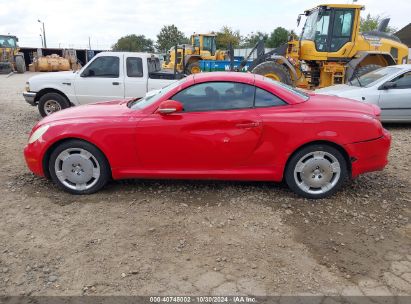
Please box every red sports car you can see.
[24,72,391,199]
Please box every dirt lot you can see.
[0,73,410,298]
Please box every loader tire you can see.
[15,55,26,73]
[186,62,201,75]
[252,61,292,85]
[352,64,382,79]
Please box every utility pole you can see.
[88,37,91,50]
[38,19,47,48]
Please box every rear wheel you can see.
[352,64,382,79]
[252,61,292,85]
[15,55,26,73]
[285,144,348,199]
[186,62,201,75]
[38,92,70,117]
[49,140,110,195]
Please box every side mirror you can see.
[81,69,95,77]
[157,100,183,114]
[297,15,302,27]
[379,81,397,90]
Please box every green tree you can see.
[112,34,154,52]
[266,27,289,48]
[241,31,269,47]
[360,13,397,33]
[156,25,188,52]
[216,26,241,49]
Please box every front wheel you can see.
[285,144,348,199]
[186,62,201,75]
[38,92,70,117]
[49,140,111,194]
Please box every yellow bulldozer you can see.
[0,34,26,74]
[162,33,228,74]
[245,3,409,89]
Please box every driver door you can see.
[74,55,124,105]
[135,81,263,171]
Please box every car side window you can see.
[392,71,411,89]
[255,88,287,107]
[81,56,119,78]
[172,82,254,112]
[126,57,143,77]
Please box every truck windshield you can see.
[129,78,186,109]
[0,36,17,48]
[350,67,401,87]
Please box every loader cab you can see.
[300,5,361,54]
[0,35,18,48]
[191,34,217,56]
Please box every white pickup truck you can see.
[23,52,182,116]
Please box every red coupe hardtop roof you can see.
[193,72,256,84]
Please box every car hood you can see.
[307,93,380,116]
[39,99,136,125]
[315,84,364,95]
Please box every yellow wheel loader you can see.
[163,33,228,74]
[0,35,26,74]
[243,4,409,89]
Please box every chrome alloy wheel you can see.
[54,148,100,191]
[44,100,61,115]
[293,151,341,195]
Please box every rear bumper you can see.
[345,129,391,178]
[23,91,37,106]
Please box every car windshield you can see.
[263,77,310,100]
[350,67,402,87]
[129,78,186,109]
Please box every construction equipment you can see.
[242,4,409,89]
[0,34,26,74]
[162,33,228,74]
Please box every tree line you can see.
[112,14,397,53]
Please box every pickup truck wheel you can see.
[38,93,70,117]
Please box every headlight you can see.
[25,82,30,92]
[28,125,49,144]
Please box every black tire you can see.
[48,140,111,195]
[38,92,70,117]
[251,61,293,85]
[186,62,201,75]
[285,144,348,199]
[352,64,382,79]
[15,55,26,73]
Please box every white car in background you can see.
[316,65,411,122]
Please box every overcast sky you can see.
[1,0,410,50]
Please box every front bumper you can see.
[24,141,46,177]
[23,91,37,106]
[345,129,392,178]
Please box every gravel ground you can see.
[0,73,410,298]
